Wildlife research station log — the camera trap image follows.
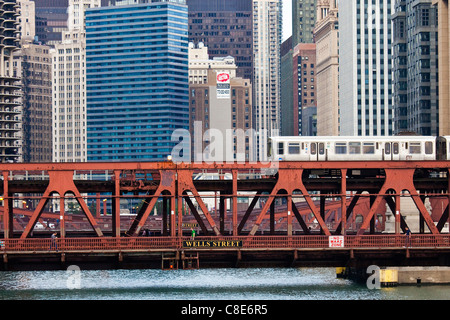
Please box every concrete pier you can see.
[337,266,450,286]
[391,267,450,285]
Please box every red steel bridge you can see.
[0,160,450,270]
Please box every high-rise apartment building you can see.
[393,0,438,136]
[432,0,449,135]
[280,36,293,136]
[314,0,339,136]
[0,0,21,163]
[293,43,316,136]
[339,0,394,136]
[253,0,282,160]
[14,42,52,162]
[14,0,52,163]
[187,0,253,81]
[51,0,100,162]
[19,0,35,42]
[85,0,189,161]
[292,0,316,45]
[189,42,253,162]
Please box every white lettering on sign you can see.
[216,72,230,99]
[329,236,344,248]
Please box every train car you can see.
[268,136,437,162]
[436,136,450,160]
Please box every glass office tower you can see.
[85,0,189,161]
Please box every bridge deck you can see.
[1,235,450,270]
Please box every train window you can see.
[277,142,284,155]
[349,142,361,154]
[425,141,433,154]
[311,143,317,155]
[288,143,300,154]
[385,143,391,154]
[409,142,421,154]
[393,143,399,154]
[363,142,375,154]
[319,143,325,155]
[335,142,347,154]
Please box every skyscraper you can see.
[51,0,100,162]
[292,0,317,45]
[0,0,21,163]
[187,0,253,81]
[314,0,339,136]
[34,0,69,45]
[253,0,282,160]
[85,0,189,161]
[432,0,449,135]
[189,42,253,162]
[293,43,316,136]
[393,0,438,136]
[339,0,394,136]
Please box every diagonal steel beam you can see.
[177,170,220,236]
[183,195,209,235]
[237,191,261,234]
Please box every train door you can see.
[384,142,400,160]
[310,142,326,161]
[310,142,318,160]
[317,142,326,161]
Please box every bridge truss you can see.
[0,160,449,240]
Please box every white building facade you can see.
[339,0,394,136]
[252,0,282,160]
[51,0,100,162]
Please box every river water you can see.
[0,267,448,300]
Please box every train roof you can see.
[269,136,436,142]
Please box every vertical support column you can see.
[170,196,176,237]
[232,169,238,236]
[341,169,347,235]
[320,194,326,235]
[113,170,121,237]
[419,195,426,234]
[59,196,65,238]
[395,193,401,234]
[162,196,168,236]
[220,197,225,234]
[370,195,376,234]
[287,195,292,236]
[270,199,275,234]
[219,195,226,234]
[2,171,12,239]
[177,195,182,237]
[448,169,450,232]
[96,193,101,218]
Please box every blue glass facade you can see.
[85,1,189,161]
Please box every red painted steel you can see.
[0,235,449,252]
[0,161,449,250]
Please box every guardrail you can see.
[0,235,449,252]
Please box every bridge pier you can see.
[337,266,450,286]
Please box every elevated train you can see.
[268,135,450,162]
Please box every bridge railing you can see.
[0,234,449,252]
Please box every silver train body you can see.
[268,136,450,162]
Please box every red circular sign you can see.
[217,73,230,82]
